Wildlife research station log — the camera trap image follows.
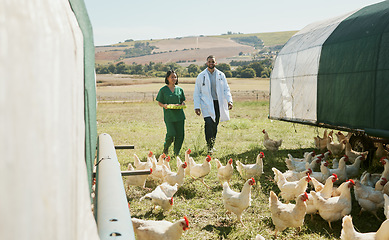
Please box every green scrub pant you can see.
[163,120,185,156]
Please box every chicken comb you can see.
[183,216,189,230]
[148,151,153,157]
[260,152,265,158]
[149,168,153,174]
[166,156,171,162]
[183,162,187,168]
[348,179,355,185]
[331,173,338,179]
[228,158,233,164]
[303,192,309,201]
[307,168,313,175]
[206,155,212,160]
[380,157,387,163]
[170,197,174,205]
[250,177,255,185]
[187,149,192,154]
[382,177,388,182]
[262,129,266,133]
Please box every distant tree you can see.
[239,52,243,56]
[108,64,115,74]
[216,63,231,73]
[187,64,201,75]
[116,62,129,74]
[240,68,256,78]
[224,70,232,78]
[248,62,264,77]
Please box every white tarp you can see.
[0,1,99,239]
[269,10,359,123]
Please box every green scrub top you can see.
[156,85,186,122]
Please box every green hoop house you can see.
[270,1,389,139]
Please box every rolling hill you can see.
[95,31,297,66]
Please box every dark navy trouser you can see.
[204,100,220,150]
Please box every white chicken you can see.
[375,177,388,192]
[335,131,351,143]
[140,183,175,211]
[345,155,364,178]
[329,156,348,184]
[150,157,166,182]
[384,194,389,219]
[285,155,321,172]
[132,216,189,240]
[310,179,355,229]
[183,149,192,176]
[344,140,368,163]
[162,162,187,188]
[287,151,315,163]
[222,178,255,227]
[236,152,264,180]
[311,174,338,199]
[360,171,381,188]
[354,180,384,220]
[262,129,282,151]
[383,181,389,196]
[125,163,151,190]
[314,129,328,150]
[378,157,389,182]
[340,215,389,240]
[188,155,212,188]
[375,143,389,160]
[272,167,311,203]
[281,169,311,182]
[326,135,345,156]
[215,158,234,185]
[134,153,153,170]
[269,191,308,238]
[307,161,331,184]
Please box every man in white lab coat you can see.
[193,55,233,154]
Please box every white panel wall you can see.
[0,1,99,239]
[270,11,358,122]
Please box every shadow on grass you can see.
[131,208,166,220]
[202,224,234,239]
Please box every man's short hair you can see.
[207,55,215,61]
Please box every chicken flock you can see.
[120,129,389,239]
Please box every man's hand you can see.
[195,109,201,116]
[228,102,233,110]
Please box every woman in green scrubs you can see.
[156,70,186,156]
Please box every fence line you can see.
[97,90,269,103]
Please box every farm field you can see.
[96,78,387,240]
[96,74,270,102]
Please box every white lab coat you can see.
[193,68,233,122]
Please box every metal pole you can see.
[95,133,136,240]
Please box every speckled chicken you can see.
[262,129,282,151]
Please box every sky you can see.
[84,0,385,46]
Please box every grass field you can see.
[96,80,386,239]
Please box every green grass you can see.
[97,100,384,240]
